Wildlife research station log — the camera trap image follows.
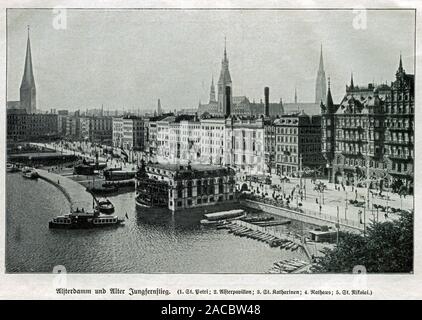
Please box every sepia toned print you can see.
[5,8,414,274]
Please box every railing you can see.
[240,194,363,231]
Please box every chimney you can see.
[264,87,270,117]
[225,86,231,117]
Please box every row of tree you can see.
[313,210,413,273]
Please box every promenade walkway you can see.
[37,169,93,211]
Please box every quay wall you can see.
[37,169,93,210]
[38,173,72,204]
[240,199,363,234]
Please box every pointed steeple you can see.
[326,77,334,110]
[218,37,232,114]
[318,44,324,71]
[396,53,405,76]
[315,44,327,104]
[218,37,231,83]
[294,87,298,104]
[350,72,354,89]
[21,26,35,89]
[223,36,228,62]
[209,75,216,103]
[20,25,36,113]
[399,53,403,71]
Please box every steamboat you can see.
[49,208,124,229]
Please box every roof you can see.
[146,163,236,179]
[7,101,21,109]
[283,103,321,115]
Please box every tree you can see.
[391,178,404,194]
[313,210,413,273]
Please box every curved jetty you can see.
[37,169,93,211]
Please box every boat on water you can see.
[203,209,245,221]
[6,163,20,173]
[49,208,124,229]
[22,167,39,179]
[95,198,115,214]
[200,212,247,225]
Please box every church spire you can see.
[399,53,403,71]
[294,87,297,104]
[21,25,35,89]
[20,25,36,113]
[318,44,324,71]
[223,36,227,62]
[218,37,232,114]
[315,44,327,104]
[209,75,216,103]
[350,72,354,89]
[326,77,334,108]
[397,53,405,74]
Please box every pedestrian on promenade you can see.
[316,198,318,204]
[57,180,60,185]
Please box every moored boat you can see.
[49,209,124,229]
[204,209,245,221]
[95,198,115,214]
[22,168,39,179]
[7,163,20,173]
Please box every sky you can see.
[7,9,415,112]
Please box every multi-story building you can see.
[144,113,173,159]
[121,116,146,151]
[264,119,276,173]
[136,162,236,212]
[156,115,201,162]
[65,111,81,139]
[57,110,69,137]
[79,117,91,141]
[112,117,124,148]
[88,116,113,145]
[7,109,58,142]
[200,117,226,165]
[274,112,324,176]
[156,115,176,159]
[225,117,266,174]
[321,56,414,192]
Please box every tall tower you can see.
[315,45,326,105]
[294,87,298,104]
[20,26,36,114]
[157,99,162,115]
[209,76,216,103]
[218,37,232,115]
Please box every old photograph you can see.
[5,8,414,274]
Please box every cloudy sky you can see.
[7,9,415,112]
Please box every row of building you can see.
[7,29,414,192]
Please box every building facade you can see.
[224,117,266,174]
[7,109,58,142]
[274,112,324,176]
[121,116,146,151]
[321,57,414,192]
[112,117,124,148]
[200,117,226,165]
[136,163,236,212]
